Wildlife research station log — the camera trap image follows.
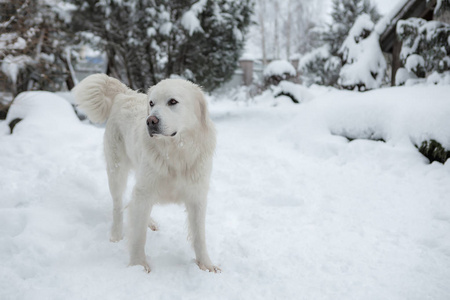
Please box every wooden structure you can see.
[379,0,437,85]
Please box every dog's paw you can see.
[196,260,221,273]
[148,217,159,231]
[109,232,123,243]
[129,260,151,273]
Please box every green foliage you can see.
[324,0,380,56]
[0,0,73,96]
[338,14,386,91]
[300,0,380,87]
[70,0,253,92]
[417,139,450,164]
[397,18,450,75]
[299,48,341,86]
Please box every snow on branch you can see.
[0,0,30,29]
[181,0,207,36]
[1,55,33,85]
[338,14,386,91]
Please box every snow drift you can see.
[1,87,450,300]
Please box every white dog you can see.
[73,74,219,273]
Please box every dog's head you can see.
[146,79,208,139]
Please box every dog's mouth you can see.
[149,131,177,138]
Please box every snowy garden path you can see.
[1,90,450,299]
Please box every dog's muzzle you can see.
[146,115,160,137]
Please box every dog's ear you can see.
[147,86,155,96]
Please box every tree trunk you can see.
[274,1,279,59]
[286,0,291,60]
[259,0,267,66]
[106,48,119,79]
[64,48,77,90]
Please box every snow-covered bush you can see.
[394,55,427,86]
[263,60,296,86]
[272,81,313,104]
[395,67,415,86]
[338,14,386,91]
[396,17,450,85]
[417,139,450,164]
[426,71,450,85]
[4,91,79,134]
[405,54,426,78]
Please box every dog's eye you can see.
[168,99,178,106]
[149,101,154,107]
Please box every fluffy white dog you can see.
[73,74,219,273]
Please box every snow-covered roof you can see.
[378,0,437,52]
[375,0,411,35]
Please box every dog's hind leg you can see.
[105,135,130,243]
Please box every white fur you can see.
[73,74,219,273]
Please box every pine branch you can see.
[0,0,30,31]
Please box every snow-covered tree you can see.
[70,0,253,92]
[299,0,380,87]
[396,17,450,84]
[298,45,341,86]
[0,0,74,96]
[323,0,380,56]
[338,14,386,91]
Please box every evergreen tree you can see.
[338,14,386,90]
[299,0,380,87]
[396,17,450,81]
[70,0,253,92]
[0,0,74,96]
[324,0,380,56]
[298,44,341,86]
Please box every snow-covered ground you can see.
[1,85,450,299]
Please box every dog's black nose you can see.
[147,116,159,126]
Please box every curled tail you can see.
[72,74,131,123]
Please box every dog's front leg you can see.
[186,200,221,273]
[128,186,152,273]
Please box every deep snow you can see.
[1,86,450,300]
